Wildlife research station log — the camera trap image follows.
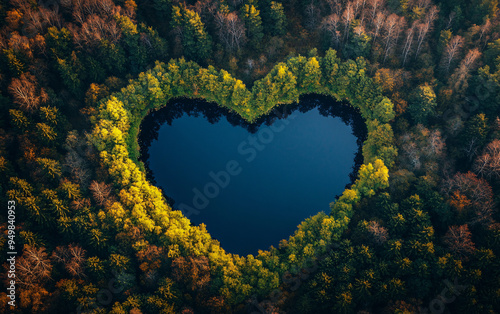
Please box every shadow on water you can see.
[138,94,367,209]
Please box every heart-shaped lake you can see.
[139,95,366,256]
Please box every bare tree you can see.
[445,11,456,29]
[368,0,384,20]
[440,35,464,73]
[371,11,386,43]
[16,246,53,288]
[382,14,399,63]
[450,48,482,92]
[304,2,320,30]
[8,73,47,112]
[367,221,389,244]
[443,225,476,257]
[342,2,355,43]
[73,14,121,50]
[425,129,446,158]
[352,0,364,17]
[89,181,113,206]
[52,244,87,277]
[442,171,495,226]
[413,6,438,59]
[322,14,342,47]
[215,12,246,52]
[479,18,492,49]
[326,0,342,15]
[194,0,218,25]
[413,23,429,59]
[473,140,500,179]
[401,21,416,66]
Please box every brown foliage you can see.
[442,172,495,226]
[8,72,47,112]
[443,224,476,257]
[171,256,211,291]
[473,140,500,180]
[367,221,389,244]
[89,180,112,206]
[15,245,52,288]
[51,244,87,277]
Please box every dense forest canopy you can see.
[0,0,499,313]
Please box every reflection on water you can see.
[139,94,367,256]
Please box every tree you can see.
[171,5,212,63]
[9,109,30,131]
[440,35,464,74]
[460,113,489,160]
[473,139,500,179]
[442,172,495,226]
[8,72,47,112]
[345,20,372,58]
[35,123,57,143]
[57,52,83,95]
[36,158,62,180]
[241,4,263,49]
[401,21,416,66]
[367,220,389,244]
[300,57,322,92]
[269,1,287,36]
[449,48,482,93]
[408,83,437,124]
[171,256,211,292]
[16,245,53,288]
[215,11,246,53]
[354,159,390,197]
[52,244,87,277]
[322,14,342,48]
[363,120,398,167]
[45,26,72,59]
[443,224,476,257]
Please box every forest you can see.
[0,0,499,313]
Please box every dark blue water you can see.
[140,96,365,256]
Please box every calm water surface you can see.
[141,96,364,256]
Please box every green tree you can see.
[242,4,264,49]
[57,52,83,96]
[171,5,212,63]
[344,20,372,59]
[461,113,489,149]
[9,109,30,131]
[35,122,58,143]
[408,83,437,124]
[45,27,72,59]
[437,30,453,58]
[36,158,62,181]
[269,1,287,36]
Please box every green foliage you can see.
[344,20,372,59]
[9,109,30,131]
[171,5,212,63]
[3,48,25,76]
[56,52,83,96]
[460,113,489,148]
[408,83,437,124]
[45,27,72,59]
[242,4,264,49]
[269,1,287,36]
